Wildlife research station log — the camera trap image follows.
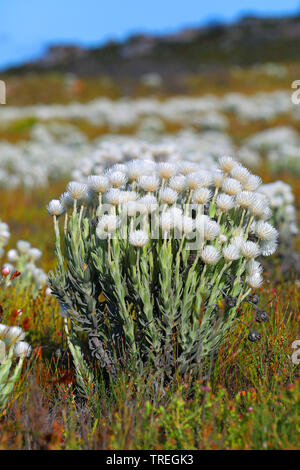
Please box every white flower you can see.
[97,215,119,234]
[104,188,121,206]
[222,177,242,196]
[179,161,199,175]
[126,160,154,181]
[216,193,235,212]
[124,201,139,217]
[247,273,263,289]
[236,191,254,209]
[60,192,74,210]
[157,162,177,179]
[223,244,240,262]
[243,174,261,191]
[0,324,9,338]
[169,175,187,193]
[240,240,260,259]
[255,220,278,241]
[7,249,19,262]
[192,188,212,204]
[181,216,195,234]
[66,181,87,200]
[204,220,221,241]
[195,215,210,234]
[212,170,224,188]
[138,175,160,192]
[230,164,250,184]
[108,171,128,188]
[260,239,278,256]
[17,240,31,254]
[87,175,110,193]
[118,191,138,204]
[249,194,269,217]
[201,245,221,265]
[46,199,65,216]
[218,156,236,173]
[139,195,158,214]
[218,234,228,244]
[4,326,25,343]
[13,341,31,358]
[159,187,178,204]
[186,173,204,190]
[28,248,42,261]
[247,259,263,276]
[129,230,149,247]
[160,212,175,232]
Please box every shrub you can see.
[48,157,278,381]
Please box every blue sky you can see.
[0,0,299,71]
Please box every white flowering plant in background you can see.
[0,322,31,409]
[48,156,278,383]
[3,240,48,297]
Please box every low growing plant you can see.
[48,157,278,382]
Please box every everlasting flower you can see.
[192,188,212,204]
[212,170,224,188]
[246,273,263,289]
[13,341,31,358]
[216,193,235,212]
[138,175,160,192]
[240,240,260,259]
[255,220,278,241]
[223,244,240,262]
[129,230,149,247]
[46,199,65,216]
[66,181,87,200]
[7,249,19,262]
[104,188,121,206]
[16,240,31,254]
[181,216,195,234]
[139,195,158,214]
[108,171,128,188]
[236,191,254,209]
[159,187,178,204]
[260,239,278,256]
[230,164,250,184]
[4,326,25,343]
[201,245,221,265]
[157,162,177,179]
[60,192,74,210]
[97,215,119,234]
[247,259,263,276]
[249,195,269,217]
[222,177,242,196]
[160,212,175,232]
[87,175,110,193]
[243,174,262,191]
[203,220,221,241]
[28,248,42,261]
[169,175,187,193]
[218,156,236,173]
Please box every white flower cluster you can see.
[3,240,48,292]
[259,181,299,240]
[49,156,279,290]
[0,219,10,258]
[0,90,294,127]
[0,324,31,363]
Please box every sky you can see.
[0,0,299,71]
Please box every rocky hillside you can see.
[6,14,300,77]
